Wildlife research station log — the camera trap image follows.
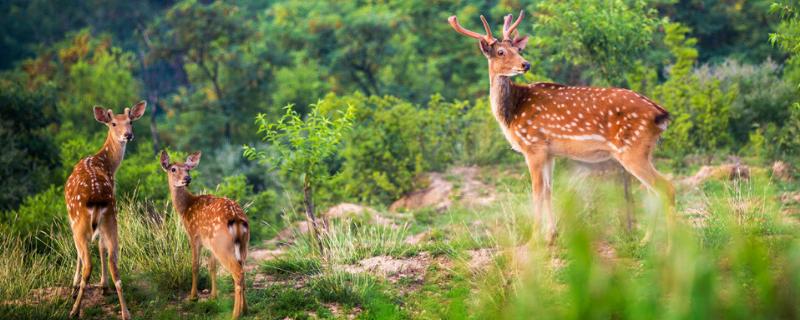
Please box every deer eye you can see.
[497,49,505,56]
[111,122,116,127]
[171,168,176,173]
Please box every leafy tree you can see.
[147,0,250,143]
[660,0,783,63]
[532,0,661,86]
[0,77,59,211]
[244,103,355,254]
[653,22,734,163]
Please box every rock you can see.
[323,203,395,227]
[341,254,431,283]
[389,167,498,212]
[323,203,377,219]
[681,163,750,188]
[781,192,800,205]
[450,166,496,207]
[389,173,453,212]
[772,161,793,182]
[467,248,494,272]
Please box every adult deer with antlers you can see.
[160,150,249,319]
[448,11,675,242]
[65,101,146,319]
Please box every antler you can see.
[448,14,496,44]
[503,10,524,41]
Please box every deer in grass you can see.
[160,150,249,319]
[65,101,146,319]
[448,11,675,243]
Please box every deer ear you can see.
[512,35,529,51]
[160,150,170,171]
[129,100,147,121]
[185,151,202,170]
[479,39,493,57]
[93,106,111,123]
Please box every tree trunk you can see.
[303,176,326,256]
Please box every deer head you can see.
[449,11,530,77]
[160,151,201,188]
[93,101,147,143]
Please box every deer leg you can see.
[615,151,676,246]
[71,252,81,299]
[210,236,246,318]
[622,170,635,233]
[218,253,245,319]
[541,157,556,243]
[69,224,92,319]
[208,256,218,299]
[101,212,130,320]
[97,235,108,293]
[189,240,200,301]
[526,152,556,243]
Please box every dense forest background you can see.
[2,0,800,242]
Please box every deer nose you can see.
[183,176,192,184]
[522,62,531,72]
[124,132,134,141]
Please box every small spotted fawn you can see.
[448,11,675,243]
[160,150,249,319]
[65,101,146,319]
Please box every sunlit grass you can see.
[461,166,800,319]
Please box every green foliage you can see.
[0,77,59,211]
[667,0,782,63]
[697,59,796,146]
[270,53,332,113]
[245,103,355,188]
[652,22,735,162]
[1,185,65,240]
[770,1,800,57]
[319,93,500,204]
[533,0,661,85]
[148,0,253,144]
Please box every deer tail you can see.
[227,219,249,265]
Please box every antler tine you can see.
[503,10,524,41]
[448,15,496,44]
[479,15,495,43]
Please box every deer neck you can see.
[489,75,520,127]
[95,131,127,175]
[169,186,196,217]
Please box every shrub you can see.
[1,185,66,248]
[695,59,795,147]
[322,93,506,205]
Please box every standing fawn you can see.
[160,151,249,319]
[448,11,675,243]
[65,101,146,319]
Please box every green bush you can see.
[696,59,795,147]
[321,93,508,205]
[1,185,66,245]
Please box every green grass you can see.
[3,163,800,319]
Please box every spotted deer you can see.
[160,151,249,319]
[448,11,675,243]
[65,101,146,319]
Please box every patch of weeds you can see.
[412,207,438,226]
[247,285,330,319]
[261,257,321,277]
[181,298,222,317]
[0,302,69,320]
